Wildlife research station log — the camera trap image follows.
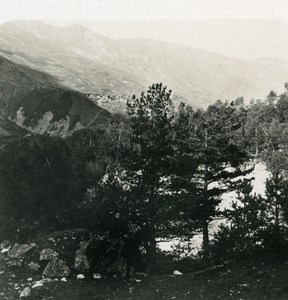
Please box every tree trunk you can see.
[255,127,259,157]
[202,220,209,257]
[145,187,157,274]
[145,219,157,274]
[275,197,280,229]
[202,128,209,258]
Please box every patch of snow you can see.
[159,162,270,255]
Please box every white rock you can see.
[61,277,67,282]
[93,273,101,279]
[19,286,31,298]
[27,278,33,281]
[31,278,55,289]
[1,246,11,254]
[32,282,43,289]
[77,274,85,280]
[173,270,183,276]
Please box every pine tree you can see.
[175,101,252,257]
[122,83,176,271]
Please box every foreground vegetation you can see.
[1,252,288,299]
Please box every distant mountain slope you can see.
[81,19,288,60]
[0,55,56,116]
[1,20,288,107]
[0,21,143,97]
[0,54,112,135]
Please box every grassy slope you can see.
[1,254,288,300]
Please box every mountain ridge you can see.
[1,20,288,108]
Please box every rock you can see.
[6,259,23,267]
[19,286,31,298]
[31,281,43,289]
[27,278,33,282]
[74,241,89,272]
[1,247,11,254]
[8,244,35,259]
[39,248,59,261]
[32,278,58,289]
[93,273,101,279]
[173,270,183,276]
[0,240,11,250]
[76,274,85,280]
[42,258,70,278]
[28,262,40,271]
[237,283,250,287]
[220,269,232,276]
[61,277,67,282]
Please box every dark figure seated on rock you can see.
[86,213,144,279]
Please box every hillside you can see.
[0,114,28,145]
[0,54,112,135]
[1,251,288,299]
[0,21,143,98]
[1,21,288,107]
[82,19,288,60]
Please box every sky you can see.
[1,0,288,22]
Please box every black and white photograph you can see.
[1,0,288,299]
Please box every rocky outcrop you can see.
[0,229,132,280]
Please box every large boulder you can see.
[7,243,35,259]
[74,241,89,272]
[39,248,59,261]
[19,286,31,298]
[6,243,35,268]
[42,257,70,278]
